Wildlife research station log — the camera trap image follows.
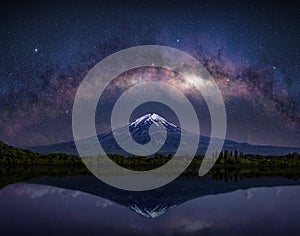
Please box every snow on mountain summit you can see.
[129,113,178,129]
[127,113,181,145]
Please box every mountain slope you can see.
[29,113,300,156]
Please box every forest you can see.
[1,140,300,169]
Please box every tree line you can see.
[1,140,300,167]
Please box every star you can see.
[0,1,299,148]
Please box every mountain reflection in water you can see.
[0,173,300,235]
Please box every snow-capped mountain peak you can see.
[129,113,177,129]
[125,113,181,146]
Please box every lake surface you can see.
[0,170,300,235]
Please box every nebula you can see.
[0,1,299,147]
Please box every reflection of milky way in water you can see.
[0,177,300,235]
[0,1,299,147]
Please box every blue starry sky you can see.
[0,0,299,147]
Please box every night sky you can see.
[0,0,299,148]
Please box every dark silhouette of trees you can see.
[0,140,300,168]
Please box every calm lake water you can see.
[0,172,300,236]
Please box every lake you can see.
[0,167,300,235]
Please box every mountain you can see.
[128,113,182,144]
[29,113,300,156]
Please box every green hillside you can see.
[0,141,82,165]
